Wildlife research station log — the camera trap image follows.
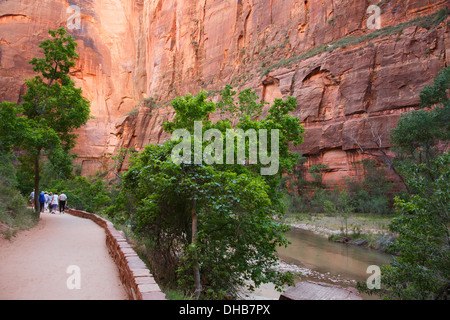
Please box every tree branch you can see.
[347,117,411,194]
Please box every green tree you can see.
[324,190,354,238]
[358,66,450,299]
[0,102,29,155]
[390,108,447,167]
[109,86,303,299]
[376,153,449,299]
[391,66,450,168]
[216,84,265,121]
[308,164,329,188]
[0,28,90,215]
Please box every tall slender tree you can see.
[0,27,90,215]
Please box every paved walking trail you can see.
[0,212,128,300]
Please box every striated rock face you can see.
[0,0,144,174]
[0,0,449,183]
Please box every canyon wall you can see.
[1,0,449,184]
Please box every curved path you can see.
[0,212,128,300]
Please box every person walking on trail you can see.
[30,190,35,210]
[44,192,50,212]
[59,192,67,214]
[48,192,53,210]
[39,191,46,213]
[51,192,59,214]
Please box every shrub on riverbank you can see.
[285,211,393,233]
[328,232,396,252]
[284,211,396,252]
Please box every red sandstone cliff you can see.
[0,0,449,184]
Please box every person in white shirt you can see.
[51,193,59,214]
[59,192,67,214]
[30,191,35,209]
[44,192,50,212]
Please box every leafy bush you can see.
[42,175,115,213]
[345,160,393,215]
[0,182,37,238]
[0,153,37,237]
[284,160,393,215]
[359,153,450,299]
[358,66,450,300]
[0,154,18,188]
[107,87,303,299]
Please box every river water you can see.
[244,228,393,300]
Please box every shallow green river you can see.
[278,228,393,283]
[244,228,393,300]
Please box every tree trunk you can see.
[389,163,411,195]
[34,150,41,218]
[191,198,201,300]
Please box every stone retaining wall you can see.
[67,209,166,300]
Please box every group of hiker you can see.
[30,191,68,214]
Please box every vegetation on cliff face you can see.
[258,8,450,78]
